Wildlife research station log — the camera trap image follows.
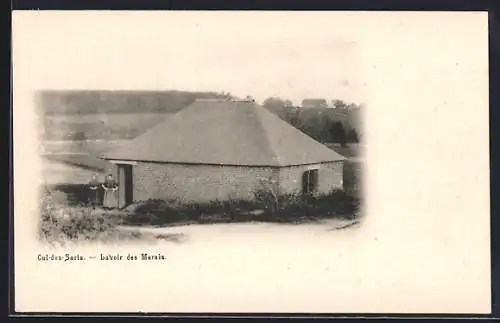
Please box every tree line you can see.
[40,91,362,146]
[263,97,362,147]
[37,90,231,115]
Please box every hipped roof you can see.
[102,100,345,167]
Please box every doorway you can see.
[118,164,134,207]
[302,169,319,195]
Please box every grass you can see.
[40,184,362,244]
[40,113,171,141]
[123,190,361,227]
[44,155,108,172]
[41,139,126,157]
[39,134,363,243]
[38,188,161,245]
[39,192,124,244]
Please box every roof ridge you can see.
[102,100,345,165]
[253,105,284,166]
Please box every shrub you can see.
[253,189,278,210]
[44,184,93,206]
[124,198,260,225]
[254,188,360,221]
[39,194,121,243]
[41,186,69,205]
[71,131,87,141]
[121,189,361,227]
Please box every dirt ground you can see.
[41,159,102,185]
[116,217,362,244]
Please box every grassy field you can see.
[40,184,362,245]
[39,113,171,141]
[41,139,126,155]
[41,140,120,183]
[42,159,104,185]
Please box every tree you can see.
[263,97,287,117]
[332,100,347,109]
[263,97,286,108]
[288,106,302,128]
[220,91,234,100]
[72,131,87,141]
[318,118,331,142]
[347,129,359,143]
[257,177,280,213]
[72,131,87,150]
[330,122,348,147]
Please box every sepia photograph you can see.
[12,11,490,314]
[38,90,364,245]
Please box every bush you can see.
[123,189,361,227]
[71,131,87,141]
[39,194,121,243]
[44,184,93,206]
[124,198,260,226]
[253,188,359,220]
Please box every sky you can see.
[13,12,491,313]
[13,11,367,105]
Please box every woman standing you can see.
[102,174,119,209]
[88,174,101,206]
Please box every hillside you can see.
[38,90,363,143]
[37,90,231,140]
[37,90,230,115]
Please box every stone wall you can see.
[125,161,344,203]
[278,161,344,195]
[132,163,278,203]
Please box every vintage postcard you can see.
[12,11,490,314]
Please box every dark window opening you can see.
[302,169,319,194]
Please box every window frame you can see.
[302,168,319,194]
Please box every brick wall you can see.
[104,163,118,178]
[132,163,278,203]
[278,161,344,195]
[128,161,344,203]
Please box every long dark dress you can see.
[88,179,101,206]
[102,179,119,209]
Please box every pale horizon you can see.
[13,11,367,106]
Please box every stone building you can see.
[101,99,345,207]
